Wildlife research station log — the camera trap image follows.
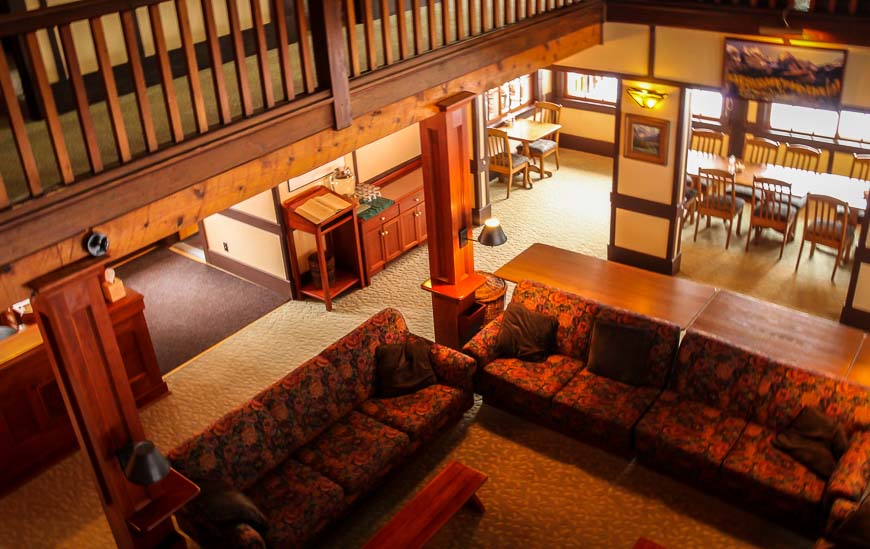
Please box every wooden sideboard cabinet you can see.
[0,289,167,493]
[359,167,427,282]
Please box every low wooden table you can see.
[691,290,865,378]
[362,461,487,549]
[495,243,716,329]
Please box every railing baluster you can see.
[528,0,535,17]
[504,0,512,24]
[202,0,232,123]
[412,0,423,55]
[120,11,158,152]
[483,0,490,31]
[456,0,466,40]
[295,0,317,92]
[494,0,501,28]
[148,4,184,143]
[24,32,75,181]
[427,0,437,49]
[469,0,477,36]
[0,51,40,197]
[380,0,394,65]
[250,0,275,108]
[175,0,208,133]
[442,0,450,45]
[272,0,297,98]
[397,0,409,59]
[90,18,131,163]
[517,0,523,22]
[344,0,362,76]
[227,0,254,115]
[58,24,103,173]
[363,0,377,70]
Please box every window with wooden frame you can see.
[485,74,534,124]
[689,88,724,124]
[766,103,870,148]
[562,72,618,105]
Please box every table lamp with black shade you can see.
[458,218,507,248]
[118,440,170,485]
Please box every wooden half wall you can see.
[0,13,603,308]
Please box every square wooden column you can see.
[29,257,195,549]
[420,92,486,349]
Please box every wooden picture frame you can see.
[624,114,669,165]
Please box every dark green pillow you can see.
[496,303,558,362]
[586,319,652,386]
[375,339,437,398]
[772,408,848,479]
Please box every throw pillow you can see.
[496,303,558,363]
[375,339,437,398]
[832,487,870,547]
[189,480,268,535]
[772,408,848,479]
[586,319,652,386]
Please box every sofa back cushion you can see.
[168,355,343,490]
[751,360,840,431]
[829,380,870,438]
[594,306,680,389]
[671,331,767,417]
[510,280,600,360]
[318,308,409,407]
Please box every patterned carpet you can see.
[0,149,828,548]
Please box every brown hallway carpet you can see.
[115,246,288,374]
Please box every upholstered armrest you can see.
[430,343,476,393]
[225,523,267,549]
[828,431,870,503]
[826,498,860,537]
[462,313,504,368]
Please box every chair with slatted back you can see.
[690,129,725,156]
[851,153,870,181]
[694,168,744,249]
[524,101,562,177]
[744,137,780,165]
[682,174,701,227]
[782,143,822,172]
[745,176,798,259]
[796,194,855,281]
[487,128,530,199]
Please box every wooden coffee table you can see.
[362,461,487,549]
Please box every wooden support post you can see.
[29,257,195,549]
[726,97,748,159]
[470,93,492,225]
[420,92,486,349]
[310,0,353,129]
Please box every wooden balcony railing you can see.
[0,0,582,214]
[614,0,868,15]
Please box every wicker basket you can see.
[474,271,507,325]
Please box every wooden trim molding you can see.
[217,209,282,235]
[559,134,614,157]
[607,244,680,276]
[611,193,677,219]
[206,251,293,299]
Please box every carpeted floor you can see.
[0,150,832,548]
[115,245,288,374]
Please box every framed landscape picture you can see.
[624,115,669,165]
[723,38,846,109]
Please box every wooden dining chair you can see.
[796,194,855,281]
[487,128,530,199]
[744,137,779,165]
[850,153,870,181]
[682,174,701,226]
[524,101,562,177]
[782,143,822,172]
[694,168,744,249]
[745,176,798,259]
[690,129,725,156]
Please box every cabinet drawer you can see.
[361,203,399,231]
[398,191,424,213]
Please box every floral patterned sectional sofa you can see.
[464,280,870,538]
[168,308,476,548]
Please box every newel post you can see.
[310,0,352,129]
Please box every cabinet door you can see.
[415,202,427,243]
[382,217,403,262]
[363,224,387,276]
[399,207,418,252]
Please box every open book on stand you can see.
[295,193,351,224]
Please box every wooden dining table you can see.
[686,150,870,212]
[501,119,562,179]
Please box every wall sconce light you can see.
[627,87,667,109]
[118,440,170,485]
[458,218,508,248]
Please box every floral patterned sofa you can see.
[168,308,476,548]
[463,279,681,452]
[463,280,870,537]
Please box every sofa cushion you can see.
[551,369,661,450]
[477,354,585,415]
[594,307,680,389]
[295,411,410,494]
[752,363,839,431]
[189,479,268,534]
[358,384,466,442]
[375,340,437,398]
[635,391,747,480]
[319,308,409,407]
[248,459,345,548]
[586,319,652,386]
[670,331,766,418]
[496,303,558,362]
[168,355,342,490]
[510,280,601,360]
[721,423,826,522]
